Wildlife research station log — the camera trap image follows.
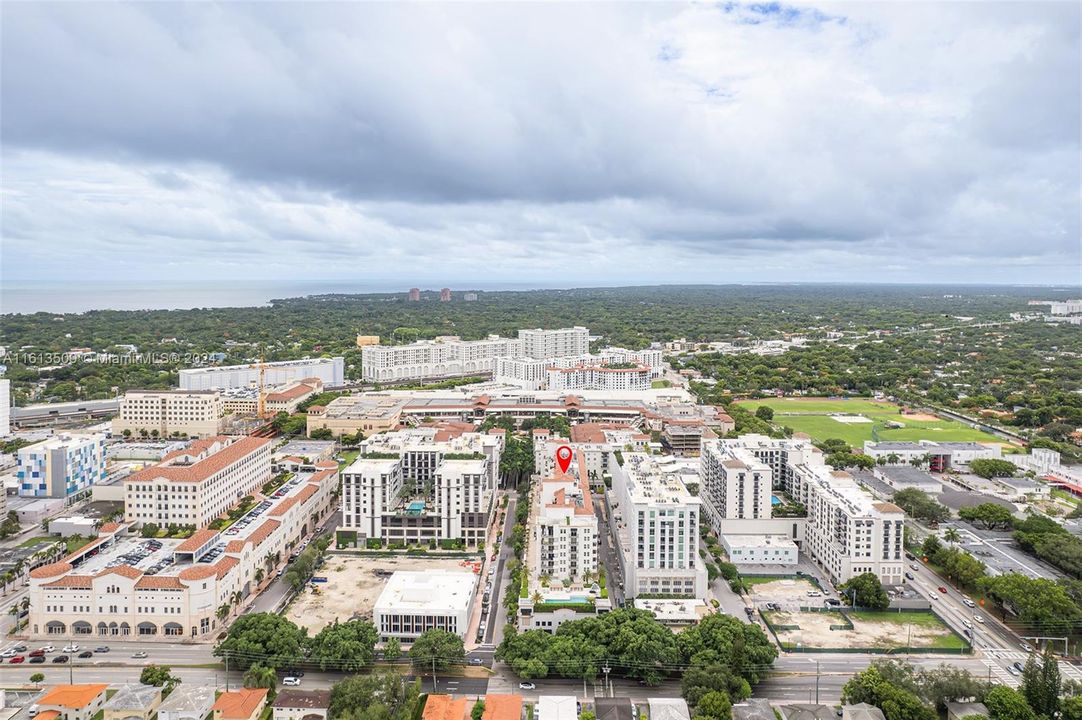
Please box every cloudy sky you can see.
[2,1,1080,301]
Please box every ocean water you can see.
[1,281,541,315]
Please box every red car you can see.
[937,586,948,593]
[8,656,24,664]
[28,649,44,657]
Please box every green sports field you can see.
[736,397,1000,447]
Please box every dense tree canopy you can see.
[840,573,890,610]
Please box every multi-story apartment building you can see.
[179,357,344,391]
[123,436,272,527]
[28,464,338,641]
[17,433,107,498]
[339,428,502,545]
[699,441,772,523]
[705,435,905,585]
[306,395,407,438]
[221,379,322,417]
[112,390,224,438]
[862,440,1001,472]
[361,336,524,383]
[546,364,653,392]
[532,460,598,583]
[518,327,590,359]
[608,453,706,599]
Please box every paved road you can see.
[593,493,625,607]
[485,495,517,647]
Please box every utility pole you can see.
[602,663,611,698]
[225,651,229,692]
[432,655,438,694]
[815,660,820,704]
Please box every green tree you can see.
[140,523,160,538]
[243,663,278,691]
[308,619,379,671]
[754,406,774,421]
[842,665,937,720]
[840,572,890,610]
[984,685,1036,720]
[1021,650,1061,718]
[696,691,733,720]
[893,489,950,525]
[409,629,465,672]
[471,700,486,720]
[139,664,180,694]
[942,528,961,546]
[978,574,1081,634]
[958,504,1015,530]
[328,672,420,720]
[29,672,44,686]
[969,459,1019,479]
[214,613,307,671]
[383,636,401,663]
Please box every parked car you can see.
[8,656,25,664]
[62,644,79,653]
[0,649,16,658]
[29,656,45,664]
[28,650,45,658]
[78,651,93,659]
[52,655,69,664]
[38,645,55,653]
[94,646,110,653]
[518,682,536,690]
[282,677,301,687]
[13,644,27,652]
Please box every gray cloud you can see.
[1,1,1079,291]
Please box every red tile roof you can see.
[38,684,108,710]
[175,529,220,553]
[135,576,185,589]
[212,688,268,719]
[178,565,218,581]
[126,436,270,484]
[42,575,93,589]
[101,564,142,579]
[30,562,72,579]
[98,522,122,534]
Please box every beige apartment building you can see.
[306,395,407,438]
[113,390,224,438]
[123,436,272,527]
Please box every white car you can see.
[962,620,972,629]
[518,682,536,690]
[282,677,301,687]
[1021,642,1034,652]
[962,598,976,608]
[974,615,985,624]
[0,649,16,658]
[38,645,55,653]
[62,645,79,653]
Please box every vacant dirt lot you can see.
[746,577,822,607]
[765,610,960,650]
[285,554,475,633]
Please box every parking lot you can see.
[745,576,830,611]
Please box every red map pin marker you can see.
[556,445,573,474]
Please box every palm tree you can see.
[231,591,243,610]
[216,604,230,622]
[254,568,265,584]
[243,663,277,691]
[943,528,961,547]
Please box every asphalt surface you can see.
[484,495,517,646]
[593,493,625,607]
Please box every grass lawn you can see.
[651,379,672,388]
[17,536,59,548]
[339,450,360,467]
[847,610,951,628]
[737,397,997,447]
[65,536,94,553]
[741,575,793,587]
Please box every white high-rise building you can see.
[17,433,107,498]
[495,347,662,391]
[609,453,706,599]
[361,336,523,383]
[0,378,10,436]
[700,441,772,523]
[112,390,224,439]
[532,462,599,583]
[340,428,503,545]
[518,327,590,359]
[179,357,344,391]
[704,435,905,585]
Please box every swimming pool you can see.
[771,495,782,506]
[406,501,425,515]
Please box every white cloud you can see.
[1,1,1078,289]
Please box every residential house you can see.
[156,686,216,720]
[211,689,269,720]
[272,690,331,720]
[102,684,162,720]
[33,685,109,720]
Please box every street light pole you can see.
[432,656,438,694]
[602,663,611,698]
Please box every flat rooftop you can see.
[619,453,699,505]
[374,570,477,613]
[723,534,798,549]
[316,395,407,419]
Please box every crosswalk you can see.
[981,648,1082,686]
